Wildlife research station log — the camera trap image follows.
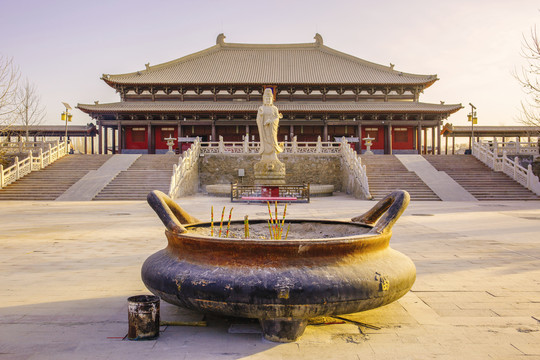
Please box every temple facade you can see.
[77,34,461,154]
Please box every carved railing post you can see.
[292,136,298,153]
[0,164,4,188]
[218,135,225,153]
[39,148,44,169]
[15,156,19,180]
[316,136,322,153]
[243,136,249,153]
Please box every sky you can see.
[0,0,538,129]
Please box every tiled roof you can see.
[77,101,462,114]
[103,34,437,87]
[5,125,96,135]
[451,126,540,132]
[7,125,91,132]
[444,125,540,135]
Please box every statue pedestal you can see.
[254,159,286,185]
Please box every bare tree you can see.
[515,26,540,128]
[0,55,20,133]
[16,79,46,141]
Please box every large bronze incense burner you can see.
[142,190,416,342]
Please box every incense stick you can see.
[218,206,225,237]
[225,208,233,238]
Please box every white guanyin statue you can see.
[256,88,283,162]
[254,88,286,185]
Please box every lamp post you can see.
[61,102,72,144]
[467,103,477,152]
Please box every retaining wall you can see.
[199,154,342,191]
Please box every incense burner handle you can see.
[352,190,410,234]
[147,190,200,234]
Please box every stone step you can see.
[360,155,440,201]
[422,155,539,201]
[0,155,112,201]
[93,155,177,200]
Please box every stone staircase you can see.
[423,155,540,201]
[0,155,112,200]
[93,154,179,200]
[360,155,440,201]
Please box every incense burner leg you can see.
[259,318,308,342]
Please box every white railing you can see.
[1,140,69,189]
[340,138,372,200]
[200,136,342,154]
[0,141,60,154]
[472,141,540,196]
[168,137,201,199]
[485,139,539,156]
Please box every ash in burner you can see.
[187,222,370,240]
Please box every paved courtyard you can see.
[1,194,539,359]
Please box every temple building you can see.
[77,34,462,154]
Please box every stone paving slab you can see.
[0,194,539,359]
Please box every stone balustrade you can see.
[1,140,69,189]
[484,139,539,156]
[339,138,372,200]
[473,141,540,195]
[0,140,61,154]
[168,138,201,199]
[200,136,341,154]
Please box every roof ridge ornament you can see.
[216,33,226,45]
[314,33,323,46]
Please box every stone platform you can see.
[1,195,539,359]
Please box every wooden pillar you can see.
[452,133,455,154]
[357,123,362,154]
[112,128,116,154]
[84,133,88,154]
[91,135,95,154]
[417,124,422,155]
[323,122,328,142]
[98,123,103,154]
[385,124,393,155]
[436,123,441,155]
[178,123,183,154]
[445,135,448,154]
[431,127,435,155]
[245,124,250,139]
[117,123,123,154]
[147,123,152,154]
[211,121,216,142]
[289,125,294,140]
[423,128,427,155]
[104,127,109,154]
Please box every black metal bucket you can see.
[127,295,160,340]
